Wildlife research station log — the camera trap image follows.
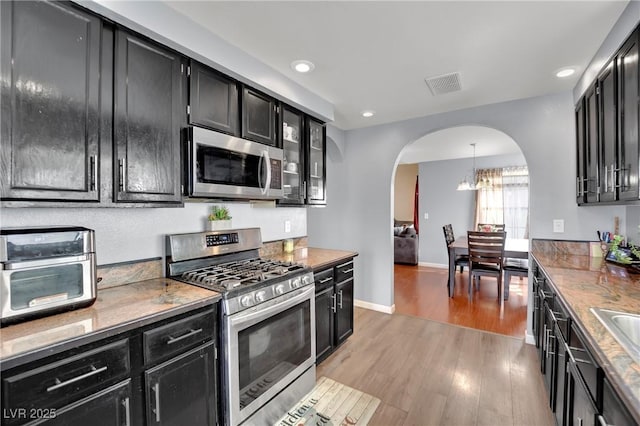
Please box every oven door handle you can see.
[229,286,314,329]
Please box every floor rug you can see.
[276,376,381,426]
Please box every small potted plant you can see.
[208,205,232,231]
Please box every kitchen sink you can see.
[591,308,640,364]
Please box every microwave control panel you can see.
[206,233,239,247]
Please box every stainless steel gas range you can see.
[166,228,316,426]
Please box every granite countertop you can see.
[1,278,221,368]
[531,250,640,421]
[267,247,358,271]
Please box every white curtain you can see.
[474,166,529,239]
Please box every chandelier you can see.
[456,143,492,191]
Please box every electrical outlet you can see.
[284,220,291,233]
[424,213,429,220]
[553,219,564,233]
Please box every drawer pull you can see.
[338,290,343,309]
[340,268,354,274]
[167,328,203,345]
[597,415,608,426]
[46,365,107,392]
[331,294,337,313]
[318,277,333,284]
[152,382,161,422]
[336,261,353,268]
[123,397,131,426]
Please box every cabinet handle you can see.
[46,365,107,392]
[338,290,343,309]
[597,415,609,426]
[123,397,131,426]
[547,330,556,356]
[152,382,161,422]
[336,261,353,268]
[604,165,609,193]
[331,293,337,313]
[341,268,354,274]
[610,163,615,191]
[90,155,97,191]
[303,180,307,200]
[119,158,126,192]
[167,328,203,345]
[318,277,333,284]
[578,418,583,426]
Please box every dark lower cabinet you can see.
[566,360,597,426]
[114,29,184,204]
[47,380,132,426]
[0,0,102,202]
[314,257,356,364]
[144,343,216,426]
[0,305,218,426]
[601,377,635,426]
[554,327,568,426]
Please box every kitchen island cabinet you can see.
[531,245,639,425]
[0,280,220,426]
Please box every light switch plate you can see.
[284,220,291,233]
[553,219,564,233]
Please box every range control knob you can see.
[255,291,266,302]
[275,284,285,295]
[240,295,253,307]
[302,275,312,285]
[292,277,301,288]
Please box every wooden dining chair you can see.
[443,224,469,293]
[467,231,507,301]
[503,258,529,300]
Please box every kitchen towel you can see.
[277,376,380,426]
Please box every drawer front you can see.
[3,339,130,415]
[569,324,600,405]
[143,309,215,365]
[314,268,334,293]
[334,260,354,283]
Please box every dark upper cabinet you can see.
[576,99,587,204]
[584,86,600,203]
[0,1,102,202]
[598,60,617,203]
[280,105,306,204]
[241,86,278,146]
[189,60,239,135]
[305,117,327,205]
[113,29,184,203]
[617,29,639,201]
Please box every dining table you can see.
[448,236,529,298]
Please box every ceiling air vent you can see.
[424,72,462,96]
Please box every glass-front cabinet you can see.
[280,106,305,204]
[279,110,327,206]
[306,117,327,205]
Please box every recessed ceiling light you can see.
[362,110,375,118]
[555,67,576,78]
[291,60,315,73]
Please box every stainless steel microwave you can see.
[0,227,97,325]
[184,127,284,200]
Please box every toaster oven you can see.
[0,226,97,326]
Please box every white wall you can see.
[0,203,306,265]
[419,153,526,267]
[306,91,627,330]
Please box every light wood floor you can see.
[394,264,529,338]
[317,308,553,426]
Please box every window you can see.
[474,166,529,239]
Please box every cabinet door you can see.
[566,361,597,426]
[553,323,568,426]
[0,1,101,202]
[335,278,354,345]
[114,29,183,203]
[542,302,556,403]
[575,99,587,204]
[144,343,216,426]
[189,61,239,135]
[315,286,335,363]
[280,105,305,204]
[306,117,327,205]
[598,61,618,202]
[585,86,600,203]
[45,380,132,426]
[241,86,277,146]
[617,29,639,201]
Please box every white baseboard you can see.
[354,299,395,314]
[525,330,535,345]
[418,262,448,269]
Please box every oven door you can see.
[188,127,283,200]
[225,285,315,426]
